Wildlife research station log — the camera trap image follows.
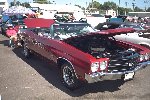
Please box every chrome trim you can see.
[85,61,150,83]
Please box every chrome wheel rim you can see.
[63,66,74,86]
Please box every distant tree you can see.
[10,1,30,8]
[33,0,48,4]
[91,1,102,9]
[87,1,102,13]
[48,1,52,4]
[101,1,117,11]
[126,8,133,12]
[75,5,85,10]
[146,7,150,12]
[21,2,31,8]
[134,6,144,12]
[118,7,125,15]
[16,1,21,6]
[10,2,15,6]
[10,1,21,6]
[75,5,82,8]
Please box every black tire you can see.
[23,43,30,58]
[1,28,5,35]
[61,63,81,90]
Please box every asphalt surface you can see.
[0,34,150,100]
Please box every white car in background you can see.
[115,32,150,48]
[86,14,107,28]
[115,23,150,49]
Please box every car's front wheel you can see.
[61,63,81,90]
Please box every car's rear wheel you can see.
[23,43,30,58]
[61,63,81,90]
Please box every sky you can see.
[7,0,150,9]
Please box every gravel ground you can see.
[0,34,150,100]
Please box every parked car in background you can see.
[110,22,150,49]
[1,14,25,35]
[86,14,106,28]
[95,21,150,49]
[95,21,146,31]
[19,18,150,90]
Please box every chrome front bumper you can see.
[85,61,150,83]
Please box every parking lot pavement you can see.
[0,34,150,100]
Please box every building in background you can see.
[0,0,9,11]
[128,12,150,17]
[106,9,116,17]
[29,3,84,20]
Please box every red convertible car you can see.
[19,18,150,90]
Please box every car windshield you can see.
[31,27,51,37]
[53,23,95,35]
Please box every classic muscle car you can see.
[20,18,150,90]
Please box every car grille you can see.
[108,52,139,72]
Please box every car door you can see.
[31,28,57,62]
[26,28,42,54]
[38,35,57,62]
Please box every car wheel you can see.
[1,28,5,35]
[23,43,30,58]
[61,63,81,90]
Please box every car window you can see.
[31,28,51,37]
[38,28,51,37]
[53,24,95,36]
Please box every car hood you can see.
[62,28,135,40]
[24,18,55,28]
[88,28,135,36]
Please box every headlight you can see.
[139,53,150,61]
[100,61,107,70]
[140,55,145,61]
[145,53,150,60]
[91,62,99,72]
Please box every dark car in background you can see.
[95,21,149,32]
[95,20,150,49]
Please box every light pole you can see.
[144,0,149,11]
[92,0,93,8]
[125,2,128,15]
[117,0,120,16]
[132,0,136,11]
[14,0,16,6]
